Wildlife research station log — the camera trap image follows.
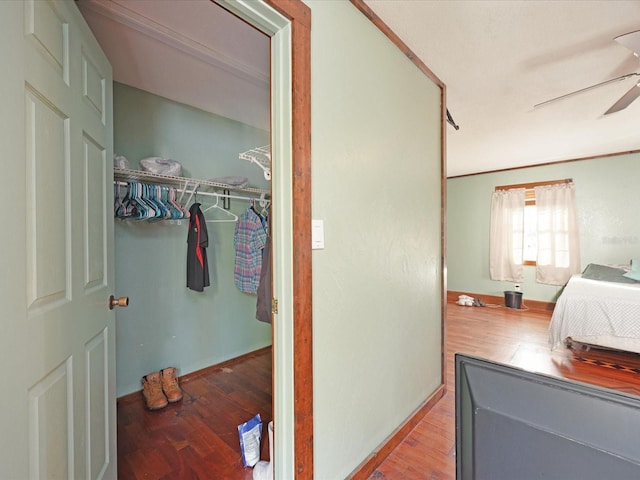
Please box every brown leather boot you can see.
[160,367,183,403]
[141,372,168,410]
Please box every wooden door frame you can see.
[266,1,313,476]
[265,1,313,477]
[218,0,313,477]
[269,2,313,477]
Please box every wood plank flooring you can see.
[117,348,272,480]
[117,304,640,479]
[369,303,640,479]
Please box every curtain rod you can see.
[494,178,573,191]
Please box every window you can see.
[490,179,581,286]
[523,196,537,265]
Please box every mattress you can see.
[549,273,640,353]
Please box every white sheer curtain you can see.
[490,188,525,282]
[534,182,580,285]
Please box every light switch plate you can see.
[312,219,325,249]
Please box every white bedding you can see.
[549,274,640,353]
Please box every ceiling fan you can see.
[534,30,640,115]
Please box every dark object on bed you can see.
[580,263,637,284]
[455,354,640,479]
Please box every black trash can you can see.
[504,291,523,309]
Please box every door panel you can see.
[83,133,107,291]
[82,54,107,123]
[86,328,109,479]
[28,357,73,480]
[26,0,70,84]
[0,1,115,478]
[25,87,70,310]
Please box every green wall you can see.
[447,152,640,303]
[308,2,443,478]
[113,82,271,397]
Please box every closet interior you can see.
[78,0,274,474]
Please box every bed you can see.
[549,263,640,354]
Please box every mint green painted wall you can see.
[307,2,442,478]
[447,152,640,303]
[113,82,271,397]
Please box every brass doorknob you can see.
[109,295,129,310]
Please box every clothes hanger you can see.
[258,193,270,217]
[184,181,200,208]
[169,186,188,219]
[249,198,261,216]
[114,183,127,218]
[137,183,157,220]
[160,186,182,220]
[176,180,194,218]
[127,182,146,220]
[154,185,172,220]
[142,184,159,221]
[202,193,238,223]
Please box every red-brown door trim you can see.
[264,1,313,478]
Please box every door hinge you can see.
[272,298,279,315]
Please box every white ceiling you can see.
[79,1,640,177]
[365,0,640,176]
[77,0,271,131]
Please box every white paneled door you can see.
[0,1,115,479]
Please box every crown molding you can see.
[78,0,270,88]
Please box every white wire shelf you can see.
[113,168,270,197]
[239,145,271,180]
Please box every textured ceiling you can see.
[78,0,270,131]
[364,0,640,176]
[79,1,640,177]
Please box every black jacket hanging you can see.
[187,203,210,292]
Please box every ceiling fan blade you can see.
[534,73,639,109]
[614,30,640,57]
[604,82,640,115]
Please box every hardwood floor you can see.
[117,347,272,479]
[369,303,640,479]
[117,305,640,479]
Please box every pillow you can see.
[581,263,636,283]
[623,259,640,281]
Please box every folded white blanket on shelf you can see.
[210,176,249,188]
[139,157,182,176]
